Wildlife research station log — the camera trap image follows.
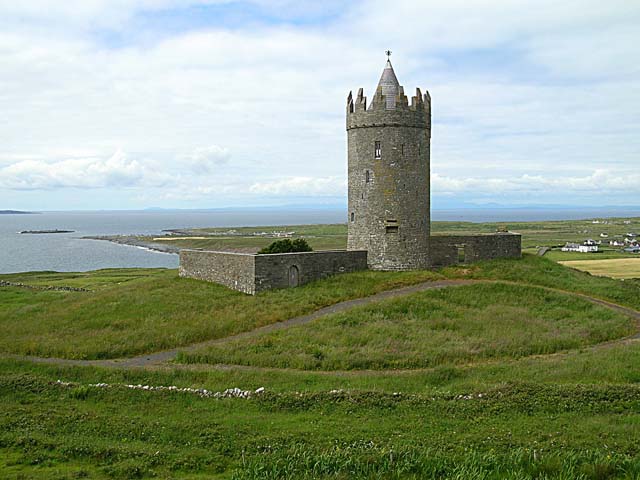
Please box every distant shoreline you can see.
[83,235,180,255]
[0,210,38,215]
[20,229,74,234]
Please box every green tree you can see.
[258,238,313,254]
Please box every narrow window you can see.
[365,170,370,183]
[401,144,404,155]
[374,141,381,159]
[457,246,466,263]
[350,212,355,222]
[386,226,399,234]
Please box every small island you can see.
[20,229,75,234]
[0,210,37,215]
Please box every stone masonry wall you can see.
[428,237,459,267]
[179,250,256,294]
[179,249,368,295]
[254,250,368,293]
[429,234,522,267]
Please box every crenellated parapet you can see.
[346,86,431,131]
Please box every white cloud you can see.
[0,1,231,29]
[0,150,169,190]
[0,0,638,208]
[181,145,231,174]
[433,170,640,195]
[250,176,346,196]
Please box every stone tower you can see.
[346,57,431,270]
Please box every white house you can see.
[562,240,599,253]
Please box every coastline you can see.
[0,210,38,215]
[20,229,74,234]
[82,235,180,255]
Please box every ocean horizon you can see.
[1,207,638,274]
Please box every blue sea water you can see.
[0,207,638,274]
[0,210,345,274]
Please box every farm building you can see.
[562,240,599,253]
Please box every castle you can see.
[347,57,431,270]
[180,56,521,294]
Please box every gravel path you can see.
[4,279,640,370]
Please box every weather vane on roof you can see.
[385,49,392,59]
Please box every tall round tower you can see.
[346,57,431,270]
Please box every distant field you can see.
[560,257,640,279]
[541,250,630,261]
[149,223,347,252]
[142,217,640,260]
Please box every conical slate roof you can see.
[374,59,400,109]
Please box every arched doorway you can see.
[288,265,300,287]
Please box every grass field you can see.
[0,268,441,359]
[560,258,640,279]
[2,353,640,479]
[179,283,635,370]
[150,224,348,252]
[2,254,640,478]
[144,217,640,254]
[2,255,640,360]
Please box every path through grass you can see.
[2,254,640,361]
[178,283,635,369]
[0,268,441,359]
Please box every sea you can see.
[1,207,638,274]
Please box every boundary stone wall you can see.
[254,250,367,293]
[179,250,256,294]
[179,249,368,295]
[429,234,521,267]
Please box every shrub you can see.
[258,239,313,254]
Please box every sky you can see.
[1,0,639,211]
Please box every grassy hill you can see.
[1,255,639,360]
[179,282,634,370]
[0,268,441,359]
[1,254,640,478]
